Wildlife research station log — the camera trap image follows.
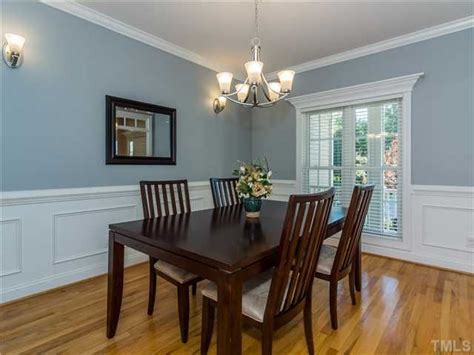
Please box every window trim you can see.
[288,73,423,250]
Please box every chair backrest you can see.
[209,177,240,208]
[265,188,335,320]
[332,185,374,274]
[139,180,191,218]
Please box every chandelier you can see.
[213,0,295,113]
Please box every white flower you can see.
[240,166,245,173]
[268,171,272,178]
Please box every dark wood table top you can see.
[110,200,345,272]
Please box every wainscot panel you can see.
[0,181,291,302]
[2,181,471,303]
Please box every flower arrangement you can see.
[233,159,273,200]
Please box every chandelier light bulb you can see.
[235,83,250,103]
[268,82,281,101]
[216,72,233,94]
[278,70,295,92]
[245,61,263,84]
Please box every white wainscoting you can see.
[243,181,474,273]
[0,180,291,303]
[1,180,472,303]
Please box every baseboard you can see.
[361,244,473,274]
[0,252,147,303]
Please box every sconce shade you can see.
[5,33,25,52]
[216,72,233,94]
[3,33,25,68]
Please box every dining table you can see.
[106,200,353,354]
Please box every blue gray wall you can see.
[1,2,252,191]
[2,3,472,190]
[252,29,473,186]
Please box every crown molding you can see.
[38,0,223,73]
[288,72,423,111]
[267,16,474,80]
[38,1,472,82]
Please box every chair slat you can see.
[169,184,177,215]
[282,203,309,311]
[177,183,184,214]
[147,184,155,218]
[140,182,150,218]
[227,180,235,205]
[183,181,191,213]
[154,184,163,217]
[162,185,170,216]
[292,201,318,303]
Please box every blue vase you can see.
[243,197,262,218]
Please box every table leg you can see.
[354,241,362,292]
[107,231,124,338]
[217,272,242,355]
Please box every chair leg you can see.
[200,297,215,354]
[303,295,315,355]
[147,257,157,315]
[329,280,338,330]
[349,268,357,306]
[192,282,197,296]
[177,285,190,343]
[354,243,362,292]
[261,325,273,355]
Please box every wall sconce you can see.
[213,96,226,114]
[3,33,25,68]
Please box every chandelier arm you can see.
[251,85,258,106]
[261,72,270,86]
[255,92,290,107]
[224,95,255,107]
[260,81,273,103]
[242,90,251,104]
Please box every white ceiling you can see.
[79,1,473,77]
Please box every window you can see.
[302,99,403,238]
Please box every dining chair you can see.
[200,188,335,355]
[315,184,374,330]
[209,177,240,207]
[139,180,202,343]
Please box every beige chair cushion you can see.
[201,269,274,322]
[317,245,337,274]
[154,260,199,284]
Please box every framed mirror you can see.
[106,96,176,165]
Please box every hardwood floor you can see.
[1,254,472,354]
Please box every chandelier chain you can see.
[254,0,259,41]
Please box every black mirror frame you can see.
[105,95,176,165]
